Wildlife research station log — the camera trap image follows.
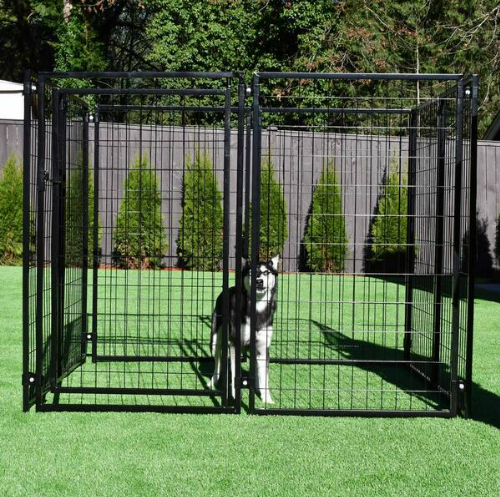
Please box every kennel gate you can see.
[22,72,476,417]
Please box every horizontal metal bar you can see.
[99,104,250,113]
[37,404,230,414]
[95,355,212,363]
[251,408,452,417]
[55,386,220,397]
[257,72,464,81]
[261,107,411,115]
[40,71,236,79]
[269,358,445,365]
[58,88,225,96]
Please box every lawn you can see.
[1,265,499,496]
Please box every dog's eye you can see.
[262,271,270,276]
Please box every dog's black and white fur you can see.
[209,254,279,404]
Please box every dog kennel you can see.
[22,71,476,417]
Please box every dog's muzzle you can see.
[256,279,265,291]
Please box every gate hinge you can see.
[22,372,36,386]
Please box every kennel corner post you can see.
[431,99,447,386]
[91,107,100,362]
[81,111,90,359]
[22,69,33,412]
[249,74,261,413]
[450,78,465,417]
[464,75,479,418]
[404,109,418,360]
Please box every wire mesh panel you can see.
[248,73,476,416]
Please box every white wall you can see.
[0,80,23,120]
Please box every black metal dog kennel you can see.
[22,71,476,416]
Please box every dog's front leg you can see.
[208,329,221,389]
[230,343,236,400]
[256,327,273,404]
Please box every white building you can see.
[0,80,24,120]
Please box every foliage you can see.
[177,151,223,271]
[247,157,288,260]
[65,157,102,267]
[113,154,167,269]
[0,154,23,265]
[369,157,408,267]
[304,160,348,272]
[0,1,499,132]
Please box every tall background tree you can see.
[0,0,499,131]
[304,160,348,273]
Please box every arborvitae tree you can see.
[113,154,167,269]
[247,157,288,260]
[65,158,102,267]
[304,160,348,272]
[177,151,223,271]
[369,157,408,270]
[0,154,23,265]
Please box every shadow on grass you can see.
[314,320,500,428]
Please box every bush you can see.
[177,151,223,271]
[304,160,348,272]
[369,157,408,271]
[113,154,167,269]
[65,158,102,267]
[0,154,23,265]
[248,156,288,260]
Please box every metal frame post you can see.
[22,70,33,411]
[81,112,90,357]
[431,100,446,385]
[91,108,100,361]
[220,78,232,408]
[404,110,418,359]
[232,75,246,412]
[464,76,478,417]
[450,79,464,417]
[249,74,261,413]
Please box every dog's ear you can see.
[269,254,280,269]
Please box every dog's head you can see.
[242,254,279,296]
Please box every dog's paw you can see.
[260,392,274,404]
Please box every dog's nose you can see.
[256,279,263,286]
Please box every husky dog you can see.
[209,255,279,404]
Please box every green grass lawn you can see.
[1,265,499,496]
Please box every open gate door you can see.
[50,90,89,389]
